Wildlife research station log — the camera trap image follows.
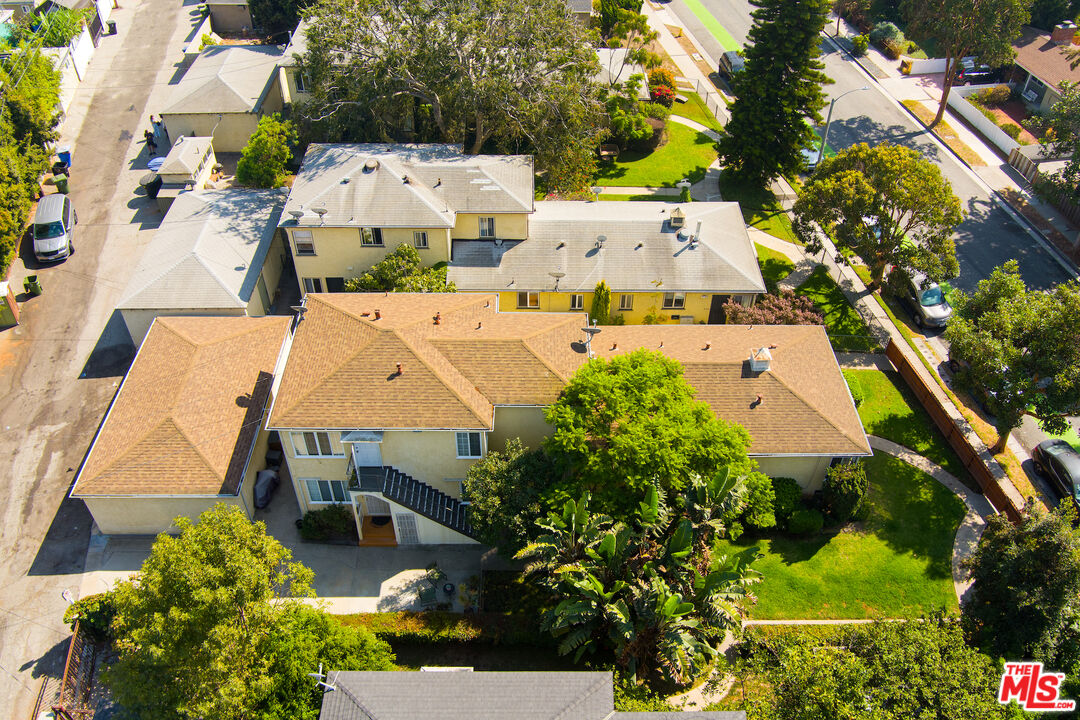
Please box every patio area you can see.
[78,472,508,614]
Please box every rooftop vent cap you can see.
[749,347,772,372]
[363,159,379,172]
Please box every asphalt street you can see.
[0,0,200,714]
[667,0,1077,293]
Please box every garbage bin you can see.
[107,19,116,35]
[53,174,69,194]
[52,161,69,177]
[57,144,71,166]
[23,275,42,297]
[140,172,162,199]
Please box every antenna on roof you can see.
[595,235,606,250]
[549,270,565,290]
[308,663,336,693]
[582,326,601,359]
[287,209,305,221]
[311,207,328,224]
[590,186,602,202]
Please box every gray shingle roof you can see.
[281,144,534,228]
[162,45,283,115]
[317,671,745,720]
[447,201,765,295]
[118,189,286,310]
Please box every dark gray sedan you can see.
[1032,439,1080,510]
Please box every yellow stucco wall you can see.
[288,226,451,295]
[495,290,751,324]
[488,406,550,452]
[160,112,259,153]
[281,431,349,514]
[451,213,528,240]
[246,233,286,316]
[381,430,482,494]
[280,67,310,105]
[122,308,245,346]
[755,456,832,493]
[261,73,284,116]
[85,496,246,535]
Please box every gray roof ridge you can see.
[477,164,533,212]
[328,671,380,720]
[190,251,246,306]
[117,246,209,308]
[550,673,613,720]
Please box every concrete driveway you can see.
[0,0,207,715]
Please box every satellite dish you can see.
[311,207,328,224]
[549,271,565,279]
[287,209,305,220]
[582,327,602,335]
[590,186,602,201]
[596,235,607,247]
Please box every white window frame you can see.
[455,431,482,458]
[570,293,584,310]
[304,478,349,504]
[294,70,309,93]
[517,291,540,308]
[413,231,428,249]
[302,277,322,294]
[291,431,342,457]
[619,294,634,311]
[360,227,383,247]
[478,217,495,238]
[293,230,315,256]
[663,292,686,309]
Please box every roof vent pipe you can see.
[396,362,403,375]
[374,309,382,320]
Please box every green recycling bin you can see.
[54,174,69,194]
[24,275,42,296]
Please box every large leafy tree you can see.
[463,439,559,556]
[298,0,603,192]
[793,143,962,286]
[544,349,759,514]
[1026,81,1080,200]
[344,243,456,292]
[944,261,1080,447]
[903,0,1030,126]
[237,114,297,188]
[962,503,1080,693]
[718,0,832,188]
[104,505,396,720]
[518,470,760,685]
[732,614,1013,718]
[249,0,304,37]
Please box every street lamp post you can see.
[817,85,870,166]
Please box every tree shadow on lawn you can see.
[862,454,966,580]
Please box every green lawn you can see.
[755,242,795,292]
[717,171,797,243]
[848,369,969,482]
[795,265,877,352]
[595,123,717,187]
[599,194,678,202]
[716,454,966,619]
[671,93,724,134]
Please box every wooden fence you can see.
[51,620,96,720]
[1007,147,1080,226]
[884,340,1023,522]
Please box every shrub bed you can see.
[298,504,358,542]
[335,611,549,646]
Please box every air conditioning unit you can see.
[1022,89,1039,104]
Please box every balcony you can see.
[346,457,386,492]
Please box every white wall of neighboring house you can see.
[949,85,1021,155]
[95,0,111,24]
[70,25,93,79]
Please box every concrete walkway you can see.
[835,352,893,371]
[867,435,995,603]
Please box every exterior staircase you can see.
[354,465,475,539]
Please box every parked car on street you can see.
[32,194,76,263]
[1032,438,1080,510]
[900,272,952,328]
[718,50,745,82]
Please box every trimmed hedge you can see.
[770,477,802,527]
[823,461,869,522]
[842,369,865,407]
[299,504,358,542]
[334,611,550,646]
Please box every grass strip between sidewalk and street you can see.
[901,100,986,167]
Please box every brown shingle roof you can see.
[1013,26,1080,90]
[72,316,291,497]
[269,294,870,456]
